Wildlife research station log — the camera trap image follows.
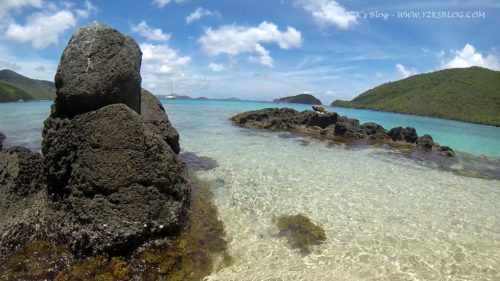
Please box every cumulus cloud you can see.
[0,0,42,18]
[208,63,225,72]
[442,44,500,70]
[198,21,302,67]
[186,7,219,24]
[131,21,170,42]
[3,1,96,49]
[140,43,192,91]
[295,0,357,29]
[396,63,417,78]
[151,0,188,8]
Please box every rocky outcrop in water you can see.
[0,22,191,257]
[231,106,454,156]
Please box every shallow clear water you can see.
[1,99,500,280]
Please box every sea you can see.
[1,99,499,280]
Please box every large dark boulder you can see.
[141,89,180,154]
[42,104,190,256]
[53,22,142,117]
[0,131,5,150]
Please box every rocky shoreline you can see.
[231,106,455,157]
[0,22,230,279]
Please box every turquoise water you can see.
[1,100,498,157]
[1,99,500,280]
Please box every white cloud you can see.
[295,0,357,29]
[208,63,225,72]
[442,44,500,70]
[0,0,42,18]
[75,1,97,19]
[186,7,219,24]
[151,0,188,8]
[198,21,302,68]
[3,1,96,49]
[395,63,417,78]
[140,43,192,92]
[131,21,170,42]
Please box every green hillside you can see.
[0,69,55,100]
[0,81,34,102]
[332,67,500,126]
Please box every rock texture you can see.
[273,94,322,105]
[0,22,191,257]
[141,89,180,154]
[0,147,47,253]
[0,131,5,150]
[54,22,142,117]
[231,108,454,156]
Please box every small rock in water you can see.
[276,214,326,254]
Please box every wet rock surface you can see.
[230,107,454,156]
[53,22,142,117]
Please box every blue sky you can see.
[0,0,499,103]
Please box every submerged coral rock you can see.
[43,104,190,256]
[277,214,326,254]
[141,88,180,154]
[54,22,142,117]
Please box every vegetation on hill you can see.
[274,94,322,105]
[0,69,55,101]
[0,81,34,102]
[332,67,500,126]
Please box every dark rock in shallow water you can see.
[180,152,219,172]
[230,108,453,159]
[276,214,326,254]
[54,22,142,117]
[438,146,455,157]
[42,104,190,256]
[0,131,5,150]
[141,89,180,154]
[308,112,338,129]
[388,126,418,143]
[416,134,434,150]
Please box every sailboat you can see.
[165,80,175,99]
[17,88,24,102]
